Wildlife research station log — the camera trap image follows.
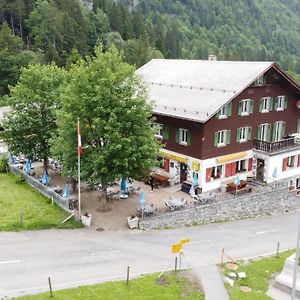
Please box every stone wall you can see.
[9,166,71,213]
[139,180,300,229]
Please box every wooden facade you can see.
[155,66,300,161]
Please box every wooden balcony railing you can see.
[253,137,297,153]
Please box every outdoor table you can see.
[152,173,169,187]
[137,203,156,217]
[226,180,247,192]
[165,198,187,210]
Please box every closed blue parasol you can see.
[120,177,127,192]
[8,153,15,164]
[42,171,49,186]
[25,159,31,174]
[272,167,278,179]
[139,191,145,205]
[63,184,70,199]
[192,173,198,186]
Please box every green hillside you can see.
[0,0,300,104]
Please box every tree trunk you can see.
[102,183,109,207]
[43,157,48,174]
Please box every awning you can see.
[216,151,247,164]
[160,149,187,163]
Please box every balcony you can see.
[253,137,300,154]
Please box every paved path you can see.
[194,265,229,300]
[0,210,299,298]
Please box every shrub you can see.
[0,154,8,173]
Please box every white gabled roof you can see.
[136,59,274,123]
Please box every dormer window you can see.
[216,102,232,119]
[253,75,266,86]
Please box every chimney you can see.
[208,55,217,61]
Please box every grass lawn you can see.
[223,249,294,300]
[0,173,82,231]
[17,271,204,300]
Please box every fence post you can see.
[19,211,23,226]
[276,242,280,257]
[174,256,178,273]
[126,266,130,285]
[48,277,53,297]
[221,248,224,264]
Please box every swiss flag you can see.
[77,119,82,157]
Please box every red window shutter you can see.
[231,162,237,176]
[298,155,300,167]
[206,168,212,182]
[225,163,232,177]
[282,158,288,171]
[164,158,170,172]
[248,158,253,171]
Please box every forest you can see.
[0,0,300,104]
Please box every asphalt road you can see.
[0,210,299,298]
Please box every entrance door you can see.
[180,163,188,183]
[256,159,265,181]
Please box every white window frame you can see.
[261,97,270,113]
[277,96,285,111]
[240,127,248,143]
[211,165,224,180]
[155,123,163,139]
[259,123,269,142]
[253,75,265,86]
[287,156,296,168]
[179,128,188,145]
[219,105,227,119]
[274,121,283,142]
[236,159,247,173]
[217,130,227,147]
[241,99,250,116]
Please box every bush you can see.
[0,154,8,173]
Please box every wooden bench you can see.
[229,184,253,194]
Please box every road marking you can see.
[89,250,121,256]
[189,239,211,244]
[0,260,21,265]
[255,231,269,235]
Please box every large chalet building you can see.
[136,59,300,193]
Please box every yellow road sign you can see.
[180,238,191,245]
[172,244,182,253]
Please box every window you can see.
[259,97,273,113]
[273,121,285,142]
[219,106,227,118]
[216,102,232,119]
[236,159,247,173]
[179,128,188,145]
[211,165,223,180]
[238,99,253,116]
[253,75,266,86]
[258,123,270,142]
[176,128,191,145]
[170,162,174,168]
[237,127,252,143]
[155,124,163,139]
[288,156,296,168]
[276,96,286,111]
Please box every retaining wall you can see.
[139,180,300,230]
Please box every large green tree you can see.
[0,63,65,171]
[52,46,160,203]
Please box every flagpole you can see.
[77,118,81,218]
